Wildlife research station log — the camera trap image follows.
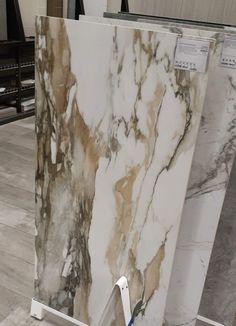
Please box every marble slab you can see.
[138,20,236,326]
[107,0,184,19]
[106,0,183,17]
[198,158,236,326]
[35,16,213,326]
[106,0,236,25]
[80,15,236,326]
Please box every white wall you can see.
[84,0,107,16]
[63,0,107,18]
[63,0,68,17]
[19,0,47,36]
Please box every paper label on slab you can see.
[174,37,210,73]
[221,36,236,68]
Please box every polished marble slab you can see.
[80,15,236,326]
[198,158,236,326]
[148,23,236,326]
[106,0,183,17]
[107,0,184,18]
[123,17,236,326]
[106,0,236,25]
[35,16,213,325]
[133,20,236,326]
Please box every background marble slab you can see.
[35,16,213,326]
[198,157,236,326]
[81,15,236,326]
[106,0,183,18]
[143,21,236,326]
[131,18,236,326]
[129,0,184,19]
[106,0,236,25]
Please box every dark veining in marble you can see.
[35,17,99,322]
[35,17,210,325]
[106,30,194,322]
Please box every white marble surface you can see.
[79,16,236,326]
[35,16,213,326]
[135,20,236,326]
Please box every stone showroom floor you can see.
[0,117,73,325]
[0,117,235,326]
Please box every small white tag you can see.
[221,36,236,68]
[174,37,210,73]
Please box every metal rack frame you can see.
[121,0,129,12]
[31,277,132,326]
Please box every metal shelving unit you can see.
[0,39,35,124]
[0,61,34,72]
[0,0,35,125]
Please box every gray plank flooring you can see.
[2,117,234,326]
[0,117,35,323]
[0,307,76,326]
[0,117,68,325]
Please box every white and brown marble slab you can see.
[35,16,213,326]
[92,14,236,326]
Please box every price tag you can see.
[221,36,236,68]
[174,37,210,73]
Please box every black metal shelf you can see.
[0,84,34,96]
[22,84,35,92]
[0,38,35,122]
[0,87,18,97]
[0,79,34,93]
[0,0,35,124]
[0,61,34,72]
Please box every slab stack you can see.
[34,12,236,326]
[101,11,236,326]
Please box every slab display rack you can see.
[31,277,132,326]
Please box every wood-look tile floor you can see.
[0,117,74,325]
